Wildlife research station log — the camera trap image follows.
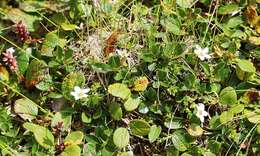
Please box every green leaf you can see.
[171,130,191,152]
[109,103,122,120]
[41,32,59,57]
[148,125,161,143]
[120,151,134,156]
[187,124,203,137]
[60,145,81,156]
[81,112,92,123]
[23,123,54,149]
[218,4,239,15]
[257,125,260,134]
[219,111,233,124]
[14,98,38,121]
[219,87,237,105]
[61,23,78,31]
[226,16,243,28]
[108,83,131,99]
[25,59,47,89]
[236,59,256,73]
[124,97,141,111]
[113,128,129,148]
[0,65,9,81]
[16,49,30,74]
[244,109,260,124]
[61,72,85,99]
[229,104,244,115]
[19,1,54,12]
[176,0,194,8]
[64,131,84,145]
[130,119,150,136]
[1,8,41,31]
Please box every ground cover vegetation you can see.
[0,0,260,155]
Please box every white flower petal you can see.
[198,103,205,110]
[82,88,90,93]
[74,86,81,92]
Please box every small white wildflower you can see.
[139,106,149,114]
[70,86,90,100]
[194,45,211,61]
[115,49,129,58]
[195,103,208,124]
[6,47,15,54]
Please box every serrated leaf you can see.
[148,125,161,143]
[14,98,38,121]
[108,83,131,99]
[23,123,54,149]
[113,128,129,148]
[219,87,237,105]
[60,145,81,156]
[64,131,84,146]
[130,119,150,136]
[124,97,141,111]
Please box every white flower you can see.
[70,86,90,100]
[6,47,15,54]
[115,49,129,58]
[195,103,208,124]
[194,45,211,61]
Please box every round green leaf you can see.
[23,123,54,149]
[124,97,141,111]
[60,145,81,156]
[236,59,256,73]
[219,87,237,105]
[130,119,150,136]
[187,124,203,137]
[229,104,244,115]
[218,4,239,15]
[113,128,129,148]
[14,98,38,121]
[109,102,122,120]
[176,0,194,8]
[120,151,134,156]
[219,111,233,124]
[64,131,84,145]
[148,125,161,143]
[108,83,131,99]
[244,109,260,124]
